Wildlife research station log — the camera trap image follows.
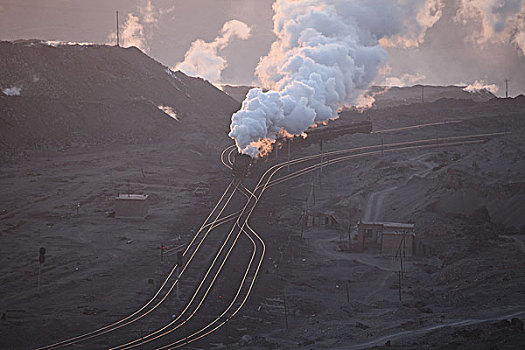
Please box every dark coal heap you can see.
[0,40,240,158]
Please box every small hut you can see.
[305,211,338,229]
[115,194,149,219]
[357,221,415,256]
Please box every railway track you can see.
[120,132,508,350]
[36,130,509,350]
[36,181,242,350]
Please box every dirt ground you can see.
[228,107,525,349]
[1,100,524,349]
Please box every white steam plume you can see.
[463,80,499,94]
[142,0,158,26]
[107,0,167,52]
[381,73,427,87]
[122,14,147,51]
[229,0,443,157]
[455,0,525,55]
[175,20,252,84]
[379,0,443,48]
[157,105,179,120]
[2,86,21,96]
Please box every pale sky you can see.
[1,0,524,96]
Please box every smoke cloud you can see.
[379,0,444,48]
[175,20,252,84]
[463,80,499,94]
[455,0,525,55]
[381,72,427,87]
[2,86,21,96]
[106,0,170,52]
[157,105,179,121]
[229,0,443,157]
[121,14,147,50]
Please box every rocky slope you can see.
[0,40,240,158]
[366,84,496,108]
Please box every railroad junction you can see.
[1,98,525,349]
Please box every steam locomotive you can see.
[232,153,253,178]
[279,120,372,145]
[231,120,372,177]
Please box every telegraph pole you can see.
[283,292,289,329]
[116,11,120,47]
[421,85,424,103]
[505,79,509,98]
[311,179,316,206]
[396,236,405,301]
[177,251,184,299]
[38,247,46,294]
[319,139,324,187]
[287,139,291,172]
[224,317,231,350]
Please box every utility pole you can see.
[38,247,46,294]
[116,11,120,47]
[319,139,324,188]
[421,85,424,103]
[283,292,289,329]
[224,317,231,350]
[287,139,291,172]
[396,236,405,302]
[505,79,509,98]
[347,214,352,245]
[301,197,307,238]
[177,251,184,299]
[311,180,316,206]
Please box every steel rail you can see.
[159,222,264,350]
[372,120,462,134]
[110,144,299,349]
[264,135,500,189]
[165,210,243,255]
[253,131,510,192]
[108,182,245,350]
[227,147,237,167]
[40,129,509,350]
[36,180,239,350]
[155,185,263,349]
[220,144,236,170]
[158,135,502,349]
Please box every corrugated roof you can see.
[360,221,414,229]
[116,194,148,200]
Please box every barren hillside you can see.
[0,40,240,159]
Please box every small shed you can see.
[357,221,415,255]
[381,231,415,256]
[305,211,338,228]
[115,194,149,219]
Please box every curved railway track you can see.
[112,132,507,350]
[36,181,241,350]
[36,130,509,350]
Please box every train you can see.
[300,120,372,143]
[231,120,373,177]
[232,153,253,178]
